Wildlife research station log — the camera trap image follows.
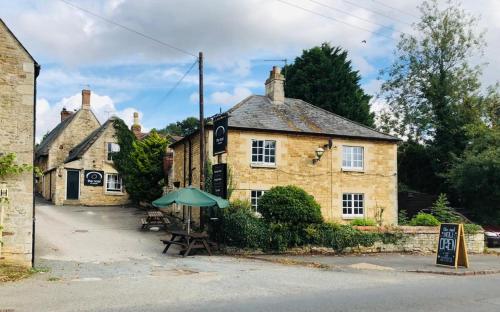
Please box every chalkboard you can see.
[212,163,227,199]
[436,223,469,268]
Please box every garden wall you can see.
[350,226,484,254]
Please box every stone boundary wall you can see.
[351,226,484,254]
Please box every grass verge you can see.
[0,262,49,283]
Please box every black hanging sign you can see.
[84,170,104,186]
[213,113,228,156]
[212,163,227,199]
[436,223,469,268]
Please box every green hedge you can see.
[409,213,440,226]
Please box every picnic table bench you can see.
[141,210,170,230]
[161,230,213,257]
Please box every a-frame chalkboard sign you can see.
[436,223,469,268]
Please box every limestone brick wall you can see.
[46,109,100,170]
[172,129,398,225]
[350,226,485,254]
[0,21,36,266]
[54,123,130,206]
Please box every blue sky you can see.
[2,0,498,141]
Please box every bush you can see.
[398,209,410,225]
[258,185,323,225]
[350,218,377,226]
[409,213,440,226]
[463,223,482,235]
[430,193,463,223]
[221,208,268,249]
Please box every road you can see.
[1,199,499,312]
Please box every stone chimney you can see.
[131,112,142,139]
[265,66,285,104]
[82,89,91,110]
[60,107,72,122]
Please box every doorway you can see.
[66,170,80,200]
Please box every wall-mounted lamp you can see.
[313,147,325,164]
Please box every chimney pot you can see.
[265,66,285,104]
[82,89,91,110]
[131,112,142,139]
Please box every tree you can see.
[284,43,374,127]
[378,0,487,193]
[113,119,169,203]
[159,117,199,137]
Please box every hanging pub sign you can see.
[212,163,227,199]
[84,170,104,186]
[213,113,228,156]
[436,223,469,268]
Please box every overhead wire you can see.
[370,0,419,19]
[58,0,197,58]
[276,0,396,41]
[341,0,413,26]
[158,59,198,104]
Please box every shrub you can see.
[430,193,463,223]
[258,185,323,225]
[409,213,440,226]
[463,223,482,235]
[350,218,377,226]
[398,209,410,225]
[221,208,268,249]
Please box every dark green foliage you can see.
[430,194,463,223]
[409,213,440,226]
[398,209,410,225]
[463,223,483,235]
[397,141,440,193]
[284,43,374,127]
[113,119,169,203]
[220,202,268,249]
[258,185,323,225]
[159,117,199,137]
[447,124,500,224]
[350,218,377,226]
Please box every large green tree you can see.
[159,117,199,137]
[284,43,374,127]
[113,119,169,203]
[378,0,487,193]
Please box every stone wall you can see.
[0,20,36,266]
[350,226,484,254]
[172,129,398,225]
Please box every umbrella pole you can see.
[187,206,191,235]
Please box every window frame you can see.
[251,139,276,167]
[105,173,123,193]
[107,142,120,161]
[342,193,365,219]
[342,145,364,171]
[250,190,266,212]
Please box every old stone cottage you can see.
[35,90,129,206]
[171,67,400,225]
[0,19,40,265]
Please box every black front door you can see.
[66,170,80,200]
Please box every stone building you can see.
[170,67,400,225]
[35,90,129,206]
[0,19,40,266]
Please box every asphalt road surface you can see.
[1,199,499,312]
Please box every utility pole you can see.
[199,52,205,191]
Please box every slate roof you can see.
[65,118,113,163]
[35,112,78,157]
[225,95,398,141]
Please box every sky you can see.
[1,0,499,142]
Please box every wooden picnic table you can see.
[140,210,170,230]
[161,230,213,257]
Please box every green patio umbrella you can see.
[152,186,228,233]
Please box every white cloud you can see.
[209,87,252,106]
[36,92,141,143]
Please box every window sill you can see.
[341,167,364,173]
[250,163,276,169]
[342,215,364,220]
[105,191,125,196]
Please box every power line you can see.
[277,0,395,40]
[370,0,419,19]
[58,0,197,58]
[341,0,413,26]
[307,0,403,36]
[158,60,198,104]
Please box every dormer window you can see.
[107,143,120,161]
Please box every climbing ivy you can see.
[0,153,32,178]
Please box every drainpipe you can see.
[32,63,41,267]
